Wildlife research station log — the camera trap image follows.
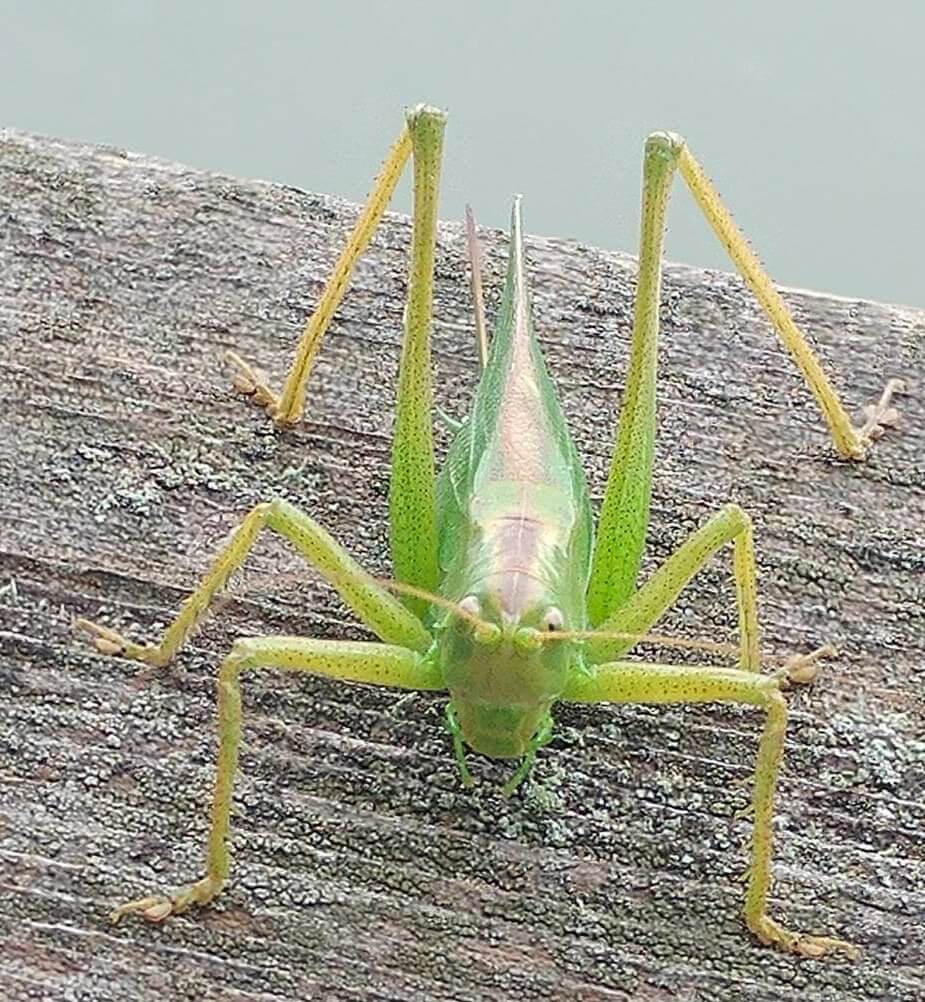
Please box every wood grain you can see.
[1,128,923,1001]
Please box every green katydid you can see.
[78,105,904,958]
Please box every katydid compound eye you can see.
[542,607,564,631]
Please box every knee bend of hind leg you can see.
[645,130,686,160]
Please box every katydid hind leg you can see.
[588,127,903,629]
[110,636,442,923]
[586,134,678,627]
[389,107,447,616]
[675,134,904,460]
[562,659,859,959]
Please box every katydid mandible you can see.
[79,105,903,959]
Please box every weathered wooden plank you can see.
[0,128,922,1002]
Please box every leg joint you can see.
[645,130,686,163]
[263,496,297,530]
[720,502,752,534]
[757,676,787,711]
[221,641,255,678]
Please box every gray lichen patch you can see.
[1,127,923,1001]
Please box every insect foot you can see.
[776,644,837,688]
[224,350,280,414]
[110,875,225,924]
[74,618,171,668]
[857,377,905,448]
[750,913,861,960]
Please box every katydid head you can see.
[436,589,576,760]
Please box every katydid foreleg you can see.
[109,635,443,923]
[562,659,859,959]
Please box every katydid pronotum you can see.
[78,105,904,958]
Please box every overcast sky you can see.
[3,1,923,305]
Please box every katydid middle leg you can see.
[587,131,903,626]
[110,635,443,922]
[586,502,760,669]
[77,497,432,665]
[562,659,859,959]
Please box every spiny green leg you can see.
[587,503,760,670]
[562,659,859,959]
[226,117,414,426]
[110,635,443,922]
[586,134,675,625]
[77,497,432,666]
[389,107,447,616]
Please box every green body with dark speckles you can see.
[434,199,593,758]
